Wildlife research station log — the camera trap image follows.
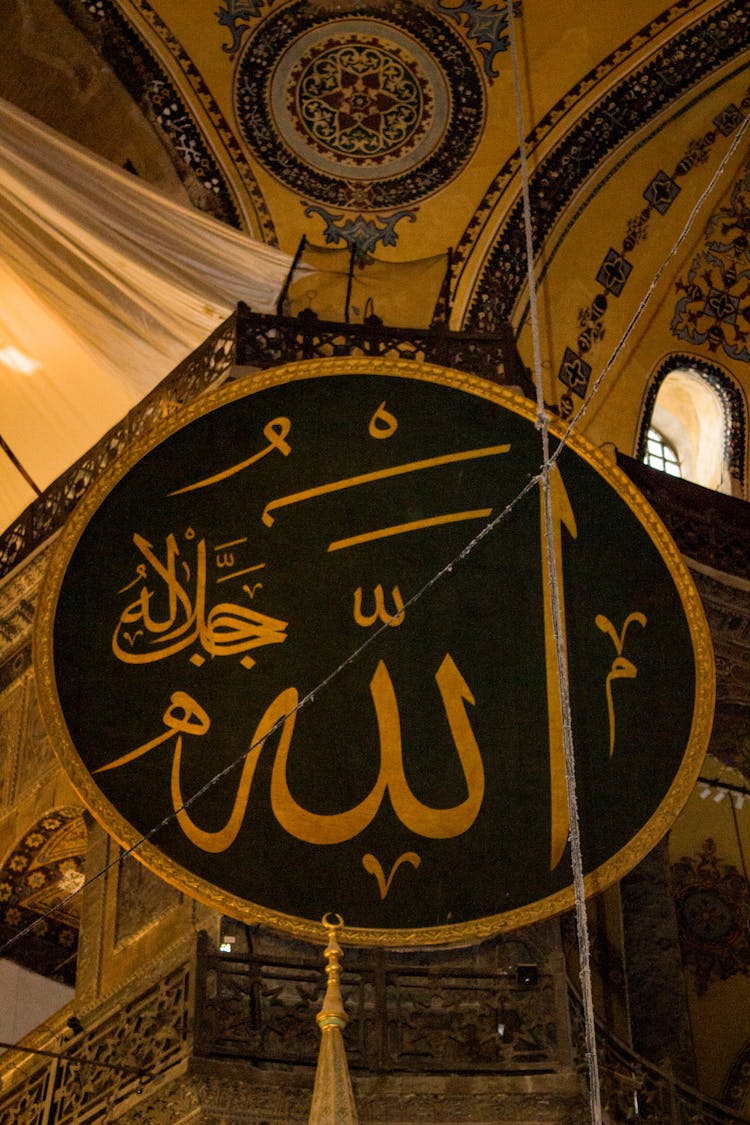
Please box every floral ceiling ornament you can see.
[465,1,750,342]
[0,807,86,983]
[671,837,750,995]
[431,0,520,82]
[216,0,267,56]
[672,156,750,364]
[550,89,749,420]
[304,206,416,259]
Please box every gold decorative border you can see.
[34,358,715,947]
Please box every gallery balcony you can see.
[0,935,748,1124]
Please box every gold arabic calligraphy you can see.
[113,531,287,669]
[169,417,291,495]
[261,443,509,528]
[96,653,484,854]
[106,399,651,892]
[595,612,647,756]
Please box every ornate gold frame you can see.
[34,357,715,946]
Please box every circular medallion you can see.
[678,888,735,943]
[234,3,484,208]
[36,359,714,946]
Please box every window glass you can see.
[645,428,681,477]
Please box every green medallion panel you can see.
[36,360,714,945]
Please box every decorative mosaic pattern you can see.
[216,0,267,56]
[303,205,416,258]
[643,169,681,215]
[431,0,516,82]
[552,83,750,418]
[0,808,86,983]
[671,837,750,995]
[129,0,278,240]
[234,2,484,210]
[52,0,246,230]
[672,153,750,363]
[558,346,592,398]
[288,38,430,167]
[715,102,746,137]
[465,0,750,331]
[596,247,633,297]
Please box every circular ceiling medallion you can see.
[277,26,444,177]
[234,2,484,209]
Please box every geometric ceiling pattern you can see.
[0,807,85,985]
[43,0,750,396]
[234,2,485,212]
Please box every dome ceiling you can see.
[35,1,747,268]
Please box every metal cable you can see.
[507,4,601,1117]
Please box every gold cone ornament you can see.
[308,914,360,1125]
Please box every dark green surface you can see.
[53,372,697,931]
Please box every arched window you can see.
[638,358,746,496]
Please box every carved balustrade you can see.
[3,947,750,1123]
[0,962,191,1125]
[234,303,531,393]
[4,306,748,591]
[193,933,563,1074]
[569,989,750,1124]
[617,454,750,581]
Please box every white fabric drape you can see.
[0,97,295,390]
[0,98,296,531]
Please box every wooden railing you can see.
[617,454,750,581]
[0,962,191,1125]
[193,933,564,1075]
[568,987,750,1123]
[2,946,750,1123]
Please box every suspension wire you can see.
[507,8,544,426]
[506,4,601,1119]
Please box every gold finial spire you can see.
[308,913,360,1125]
